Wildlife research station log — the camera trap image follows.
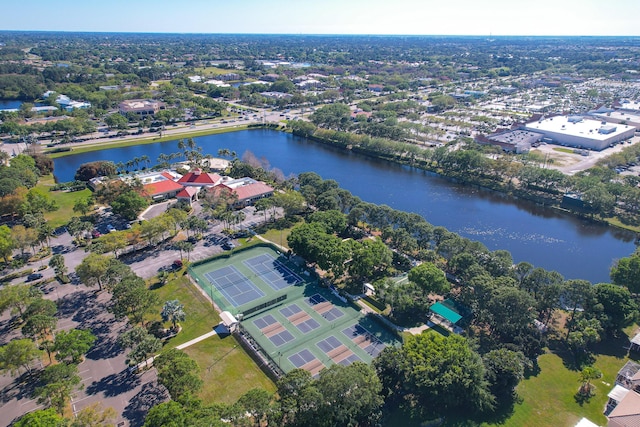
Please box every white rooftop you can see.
[525,116,634,140]
[618,100,640,113]
[593,110,640,124]
[574,418,599,427]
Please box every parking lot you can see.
[0,283,165,427]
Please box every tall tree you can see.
[0,338,42,376]
[35,363,82,414]
[111,275,158,325]
[408,262,450,295]
[75,253,111,291]
[154,349,203,400]
[48,253,67,279]
[53,329,96,364]
[379,332,494,419]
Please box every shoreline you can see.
[45,123,260,159]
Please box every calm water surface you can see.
[53,129,637,283]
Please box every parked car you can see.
[26,273,43,282]
[221,241,235,250]
[91,230,101,238]
[106,224,116,233]
[172,260,183,270]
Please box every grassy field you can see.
[259,227,293,250]
[553,147,576,154]
[150,274,220,346]
[38,174,92,228]
[182,335,276,404]
[149,273,275,402]
[487,351,620,427]
[193,66,246,76]
[47,124,252,159]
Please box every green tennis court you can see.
[189,245,400,376]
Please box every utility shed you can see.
[220,311,239,332]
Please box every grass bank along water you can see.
[45,123,266,159]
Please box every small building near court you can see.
[220,311,239,332]
[429,301,462,332]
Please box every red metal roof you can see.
[177,171,221,185]
[233,182,274,202]
[176,186,199,198]
[143,179,184,196]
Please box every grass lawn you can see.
[553,147,576,154]
[38,174,92,228]
[182,335,276,404]
[487,350,623,427]
[150,274,220,347]
[149,273,275,403]
[259,227,292,250]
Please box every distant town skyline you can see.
[4,0,640,37]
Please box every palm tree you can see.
[578,366,602,396]
[161,300,186,331]
[140,155,150,169]
[217,148,231,158]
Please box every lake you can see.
[53,129,637,283]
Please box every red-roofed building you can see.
[177,169,222,187]
[208,178,274,208]
[176,186,199,205]
[142,179,184,201]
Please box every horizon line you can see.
[1,30,639,38]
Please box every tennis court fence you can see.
[234,323,284,381]
[242,294,287,318]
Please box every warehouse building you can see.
[523,115,635,151]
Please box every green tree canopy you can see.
[154,349,203,400]
[54,329,96,364]
[376,333,494,420]
[408,262,450,295]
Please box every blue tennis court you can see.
[244,254,303,291]
[342,324,387,357]
[317,335,342,353]
[305,293,328,306]
[253,314,277,330]
[288,349,319,369]
[279,304,303,318]
[204,265,265,308]
[296,318,321,334]
[321,307,344,321]
[270,330,295,347]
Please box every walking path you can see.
[175,329,219,350]
[135,328,220,371]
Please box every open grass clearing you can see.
[38,174,92,228]
[182,334,276,404]
[149,272,275,402]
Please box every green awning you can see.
[430,302,462,324]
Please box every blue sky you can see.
[3,0,640,36]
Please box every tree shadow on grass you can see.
[122,382,169,427]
